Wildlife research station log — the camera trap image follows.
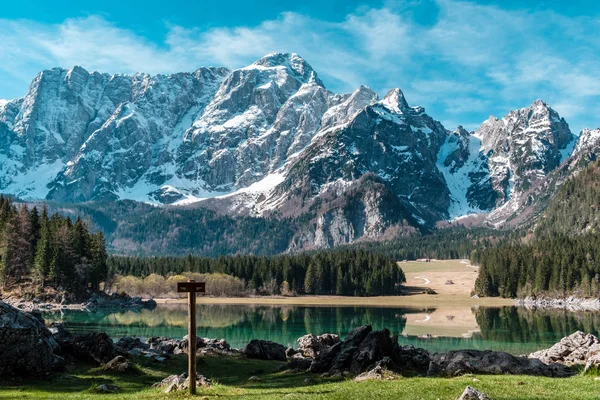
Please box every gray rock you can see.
[459,386,491,400]
[297,333,340,358]
[354,365,388,382]
[429,350,575,377]
[0,301,64,376]
[115,336,149,355]
[95,384,120,393]
[529,331,600,371]
[153,373,211,393]
[104,355,131,372]
[242,339,287,361]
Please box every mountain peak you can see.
[249,52,323,87]
[529,99,551,109]
[379,88,409,113]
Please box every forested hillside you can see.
[475,160,600,298]
[108,250,405,297]
[535,160,600,237]
[51,200,297,256]
[0,196,107,295]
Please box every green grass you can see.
[1,355,598,399]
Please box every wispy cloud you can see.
[0,0,599,133]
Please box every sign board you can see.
[177,281,206,293]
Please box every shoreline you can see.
[153,294,515,308]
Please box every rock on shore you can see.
[242,339,287,361]
[297,333,340,358]
[0,301,65,376]
[529,331,600,373]
[278,325,577,379]
[428,349,575,377]
[2,291,157,313]
[516,296,600,311]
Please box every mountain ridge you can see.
[1,52,598,251]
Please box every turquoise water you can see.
[43,304,600,355]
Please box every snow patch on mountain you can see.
[437,132,486,218]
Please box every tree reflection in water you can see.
[43,304,600,354]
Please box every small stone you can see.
[458,386,490,400]
[472,378,480,382]
[155,356,167,362]
[303,378,315,385]
[248,376,261,382]
[594,377,600,381]
[95,384,119,393]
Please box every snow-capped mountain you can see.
[0,52,598,250]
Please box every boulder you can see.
[149,336,181,354]
[57,332,118,364]
[349,328,396,373]
[342,325,373,348]
[0,301,65,376]
[115,336,150,355]
[297,333,340,358]
[153,373,211,393]
[429,350,575,377]
[309,342,342,373]
[394,344,430,374]
[307,325,430,376]
[199,337,231,352]
[104,355,132,372]
[242,339,287,361]
[529,331,600,367]
[459,386,491,400]
[148,335,233,356]
[327,344,357,373]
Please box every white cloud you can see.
[0,1,598,133]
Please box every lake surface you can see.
[43,304,600,355]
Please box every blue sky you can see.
[1,0,599,133]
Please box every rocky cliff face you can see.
[0,53,598,250]
[475,100,577,226]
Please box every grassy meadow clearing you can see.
[1,353,599,400]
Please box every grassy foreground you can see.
[1,354,598,400]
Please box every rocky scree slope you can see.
[1,53,598,249]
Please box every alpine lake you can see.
[42,303,600,355]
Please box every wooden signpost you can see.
[177,280,206,395]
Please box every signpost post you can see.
[177,280,206,395]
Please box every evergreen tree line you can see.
[108,249,405,296]
[474,161,600,299]
[474,234,600,298]
[0,196,108,294]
